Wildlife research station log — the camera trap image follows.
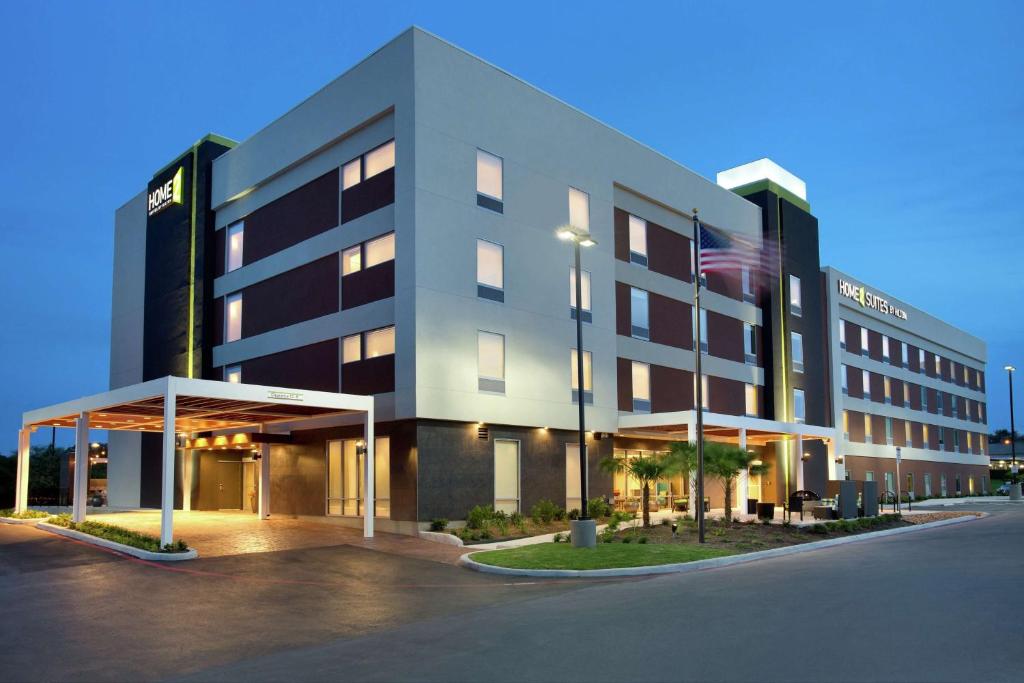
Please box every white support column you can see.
[258,442,271,520]
[160,384,176,548]
[363,416,375,539]
[73,412,90,523]
[737,428,749,515]
[796,434,805,492]
[15,429,30,514]
[827,438,839,480]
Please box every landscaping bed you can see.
[441,498,629,545]
[46,514,189,553]
[0,508,51,520]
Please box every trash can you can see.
[747,498,758,515]
[756,502,775,521]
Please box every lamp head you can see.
[555,225,597,246]
[1006,365,1016,372]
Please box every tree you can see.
[599,452,681,528]
[670,441,768,522]
[991,429,1020,444]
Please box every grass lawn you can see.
[471,542,733,570]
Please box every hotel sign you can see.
[148,166,185,216]
[838,279,908,321]
[267,390,304,402]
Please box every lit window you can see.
[839,322,846,350]
[904,382,910,404]
[934,354,941,376]
[842,410,849,439]
[342,158,361,190]
[789,274,801,316]
[865,414,873,443]
[967,432,972,451]
[477,240,504,298]
[791,332,804,373]
[631,361,650,412]
[478,331,505,388]
[568,187,589,231]
[882,336,890,362]
[628,215,647,266]
[342,334,361,364]
[901,343,908,367]
[476,149,503,201]
[862,370,870,398]
[963,365,969,384]
[365,326,395,358]
[841,365,848,394]
[630,288,649,340]
[793,389,805,423]
[570,349,593,402]
[225,365,241,383]
[225,293,242,343]
[696,374,709,410]
[342,245,362,275]
[693,308,708,353]
[886,417,893,444]
[745,384,758,417]
[569,267,591,319]
[226,222,244,272]
[918,348,925,373]
[494,439,520,514]
[365,233,395,268]
[860,328,869,356]
[364,140,395,179]
[744,323,757,365]
[884,377,891,404]
[742,267,754,303]
[905,420,911,445]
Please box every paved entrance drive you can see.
[85,510,465,564]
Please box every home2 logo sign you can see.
[148,166,185,216]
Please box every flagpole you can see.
[692,208,705,544]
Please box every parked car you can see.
[996,481,1013,495]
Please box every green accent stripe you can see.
[730,178,810,213]
[187,147,199,378]
[151,132,237,179]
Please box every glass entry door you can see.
[327,437,390,518]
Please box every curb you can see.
[418,530,465,547]
[460,514,985,578]
[37,522,198,562]
[0,516,50,526]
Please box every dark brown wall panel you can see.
[242,169,339,266]
[241,254,338,338]
[890,339,903,367]
[891,378,904,407]
[924,351,937,378]
[341,355,395,395]
[847,410,864,442]
[616,357,632,411]
[708,376,744,416]
[649,292,691,349]
[908,382,921,410]
[342,260,395,310]
[707,311,743,363]
[651,365,692,412]
[239,339,339,393]
[907,344,920,373]
[941,358,951,382]
[613,208,630,262]
[872,415,887,444]
[647,222,691,282]
[926,387,937,414]
[341,168,395,223]
[848,365,863,399]
[928,424,940,450]
[911,421,923,448]
[867,330,883,361]
[869,372,884,403]
[705,271,742,301]
[845,322,861,355]
[893,418,907,447]
[615,282,631,336]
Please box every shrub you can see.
[530,499,562,525]
[809,523,828,535]
[0,509,50,520]
[479,529,492,540]
[466,505,495,530]
[553,532,564,543]
[568,508,580,520]
[638,536,648,544]
[48,515,189,553]
[587,497,611,519]
[554,507,566,522]
[660,518,669,526]
[622,536,632,543]
[429,518,448,532]
[495,516,509,536]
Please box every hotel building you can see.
[87,27,988,532]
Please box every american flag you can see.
[698,222,778,275]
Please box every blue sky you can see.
[1,0,1021,450]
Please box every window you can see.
[225,365,241,384]
[953,430,960,452]
[865,414,873,443]
[884,376,891,404]
[940,473,948,496]
[934,354,941,375]
[966,432,972,451]
[478,332,505,392]
[343,140,395,190]
[700,374,709,410]
[865,471,875,482]
[936,392,944,413]
[963,365,969,384]
[839,322,846,350]
[862,369,870,398]
[951,397,958,419]
[494,439,520,514]
[326,437,391,518]
[225,293,242,343]
[905,420,912,446]
[365,233,395,268]
[741,267,755,303]
[342,334,362,364]
[882,336,890,362]
[789,274,802,316]
[226,222,244,272]
[918,348,925,373]
[570,349,593,404]
[630,288,649,340]
[791,332,804,373]
[884,471,894,495]
[744,323,757,365]
[841,365,848,394]
[885,417,893,445]
[903,382,910,405]
[923,424,929,446]
[365,326,395,358]
[901,343,908,368]
[628,214,648,266]
[861,328,869,356]
[921,385,928,411]
[342,245,362,275]
[842,410,849,439]
[477,240,504,301]
[906,473,914,498]
[793,389,805,424]
[476,149,503,211]
[568,187,589,231]
[924,473,933,497]
[569,267,592,321]
[565,444,582,512]
[693,308,708,353]
[938,427,945,450]
[745,384,758,417]
[342,232,395,276]
[631,362,651,413]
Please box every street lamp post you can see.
[558,225,597,548]
[1006,365,1017,470]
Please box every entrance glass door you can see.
[326,437,391,517]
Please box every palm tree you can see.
[670,441,768,522]
[599,452,681,527]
